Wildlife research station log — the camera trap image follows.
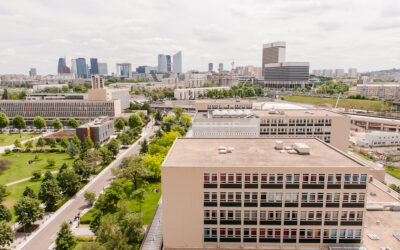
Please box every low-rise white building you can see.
[357,132,400,147]
[174,87,229,100]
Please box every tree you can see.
[0,185,7,202]
[23,186,37,199]
[43,171,55,182]
[132,188,146,212]
[172,107,183,120]
[96,214,130,250]
[72,135,82,149]
[0,113,9,132]
[140,139,148,154]
[182,115,191,128]
[106,139,120,156]
[2,89,8,100]
[73,160,91,180]
[14,196,44,226]
[52,118,63,130]
[67,142,79,158]
[154,111,162,122]
[117,155,153,190]
[60,136,69,150]
[55,222,76,250]
[36,137,46,149]
[75,242,105,250]
[120,213,144,246]
[119,132,131,145]
[138,112,146,123]
[0,159,12,175]
[39,178,62,211]
[99,147,113,165]
[128,114,142,129]
[13,139,22,148]
[0,205,12,222]
[141,103,152,114]
[24,140,33,150]
[83,149,101,168]
[62,85,69,93]
[67,118,79,128]
[0,221,13,247]
[83,136,94,151]
[32,170,42,180]
[57,168,81,196]
[33,116,46,132]
[114,118,125,131]
[12,115,26,136]
[49,138,57,148]
[84,191,96,206]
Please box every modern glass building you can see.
[76,58,88,78]
[90,58,99,75]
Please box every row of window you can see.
[260,127,330,133]
[204,228,361,240]
[204,173,367,185]
[205,210,363,222]
[260,119,332,125]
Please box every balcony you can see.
[220,220,241,225]
[260,238,280,243]
[243,220,257,225]
[324,221,338,226]
[342,202,364,208]
[244,184,258,189]
[286,184,299,189]
[323,238,337,243]
[284,220,297,226]
[220,202,242,207]
[285,202,299,207]
[300,220,322,226]
[301,202,323,207]
[220,184,242,189]
[343,184,366,189]
[302,183,324,189]
[204,237,217,242]
[260,220,281,225]
[340,221,362,226]
[261,184,283,189]
[244,202,258,207]
[260,202,282,207]
[339,239,361,244]
[204,219,217,225]
[204,184,217,188]
[243,238,257,242]
[204,202,217,207]
[299,238,321,243]
[220,238,241,243]
[327,184,341,189]
[283,238,296,243]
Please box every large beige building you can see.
[162,138,371,249]
[352,83,400,99]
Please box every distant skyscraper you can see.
[348,68,358,78]
[29,68,37,77]
[90,58,99,75]
[116,63,132,78]
[218,63,223,72]
[136,66,146,74]
[76,58,88,78]
[98,63,108,75]
[57,57,70,74]
[166,55,172,72]
[208,63,213,72]
[158,54,168,72]
[262,42,286,76]
[173,51,182,73]
[71,59,77,76]
[334,69,345,77]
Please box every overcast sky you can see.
[0,0,400,75]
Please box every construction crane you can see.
[334,92,341,109]
[231,60,235,76]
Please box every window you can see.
[301,192,323,202]
[284,211,297,221]
[303,174,325,184]
[260,192,282,202]
[283,229,297,239]
[244,210,257,221]
[286,174,300,184]
[220,210,241,221]
[204,228,217,239]
[245,173,258,184]
[260,211,281,221]
[244,192,258,203]
[220,192,241,203]
[325,211,338,221]
[243,228,257,238]
[204,173,218,184]
[326,193,340,203]
[342,193,365,203]
[285,192,299,202]
[204,192,217,202]
[300,211,322,221]
[204,210,217,220]
[299,229,321,239]
[260,228,281,239]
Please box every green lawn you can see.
[0,152,74,185]
[0,133,40,147]
[384,166,400,179]
[284,96,392,111]
[2,179,42,221]
[80,181,161,225]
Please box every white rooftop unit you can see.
[293,143,311,155]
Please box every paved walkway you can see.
[5,171,58,187]
[0,132,54,154]
[140,198,163,250]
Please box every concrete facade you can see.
[264,62,310,89]
[356,131,400,147]
[76,117,114,144]
[174,87,229,100]
[355,83,400,99]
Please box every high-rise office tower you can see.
[57,57,70,74]
[209,63,213,72]
[29,68,37,77]
[90,58,99,75]
[98,63,108,75]
[158,54,168,72]
[348,68,358,78]
[218,63,223,73]
[71,59,78,76]
[76,58,88,78]
[166,55,172,72]
[116,63,132,78]
[262,42,286,76]
[173,51,182,73]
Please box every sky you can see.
[0,0,400,75]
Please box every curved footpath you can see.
[16,121,155,250]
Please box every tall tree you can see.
[55,222,76,250]
[67,118,79,128]
[49,138,57,148]
[0,185,7,202]
[14,196,44,226]
[140,139,148,154]
[14,139,22,148]
[106,139,120,156]
[60,136,69,150]
[0,113,9,132]
[172,107,183,120]
[36,137,46,150]
[22,186,37,199]
[0,205,12,222]
[1,89,8,100]
[114,118,125,131]
[73,160,91,180]
[0,221,13,247]
[120,213,144,246]
[57,168,81,196]
[83,136,94,151]
[117,155,153,190]
[39,178,62,211]
[52,118,63,130]
[12,115,26,136]
[128,114,142,129]
[33,116,46,132]
[72,135,82,150]
[67,142,79,158]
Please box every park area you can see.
[284,96,392,111]
[0,133,40,147]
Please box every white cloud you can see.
[0,48,15,56]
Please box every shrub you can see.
[32,170,41,179]
[47,159,56,166]
[4,149,11,155]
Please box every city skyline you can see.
[0,0,400,74]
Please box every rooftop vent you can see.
[275,140,283,150]
[218,146,233,154]
[293,143,311,155]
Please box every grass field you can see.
[0,152,74,185]
[284,96,392,111]
[384,166,400,179]
[80,181,161,225]
[0,133,40,147]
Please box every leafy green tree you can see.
[172,107,183,120]
[36,137,46,149]
[24,140,33,150]
[106,139,120,156]
[32,170,41,180]
[12,115,26,136]
[49,138,57,148]
[154,111,162,122]
[0,113,9,132]
[23,186,37,199]
[120,213,144,246]
[94,180,126,214]
[84,191,96,206]
[60,136,69,150]
[14,196,44,226]
[14,139,23,148]
[0,185,7,202]
[138,112,145,123]
[52,118,63,130]
[128,114,142,129]
[43,171,55,182]
[62,85,69,93]
[2,89,9,100]
[141,103,152,114]
[119,132,131,145]
[57,168,81,196]
[73,159,91,180]
[143,154,163,179]
[99,147,113,165]
[83,149,101,168]
[72,135,82,149]
[182,115,191,128]
[33,116,46,132]
[0,205,12,222]
[140,139,148,154]
[67,118,79,128]
[114,118,125,131]
[67,142,79,158]
[96,214,130,250]
[83,136,94,151]
[39,178,62,211]
[117,155,153,190]
[0,221,13,247]
[132,188,146,212]
[55,222,76,250]
[75,242,105,250]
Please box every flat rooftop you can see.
[163,138,364,168]
[252,109,344,117]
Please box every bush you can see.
[47,158,56,166]
[4,149,11,155]
[32,170,41,179]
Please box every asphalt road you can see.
[18,121,156,250]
